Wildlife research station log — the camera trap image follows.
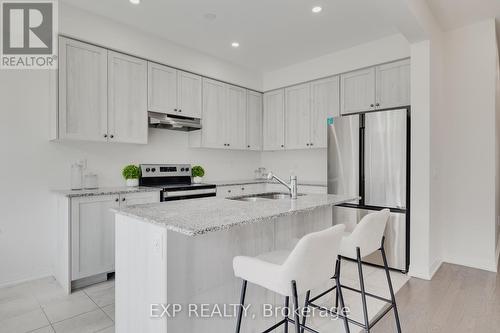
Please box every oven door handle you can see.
[164,188,217,198]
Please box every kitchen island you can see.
[113,193,357,333]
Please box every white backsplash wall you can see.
[260,149,327,183]
[52,130,261,190]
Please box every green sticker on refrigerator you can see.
[327,117,334,125]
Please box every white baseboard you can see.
[0,273,53,289]
[443,255,497,273]
[408,259,442,280]
[428,259,443,279]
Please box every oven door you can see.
[161,187,217,201]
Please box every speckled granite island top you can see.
[113,193,358,236]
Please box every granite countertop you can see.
[212,179,327,187]
[113,193,357,236]
[52,186,160,198]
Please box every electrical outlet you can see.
[152,234,162,257]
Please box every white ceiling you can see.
[427,0,500,33]
[60,0,412,72]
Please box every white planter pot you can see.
[126,179,139,187]
[193,176,203,184]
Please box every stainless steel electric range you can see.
[139,164,216,201]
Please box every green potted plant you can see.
[191,165,205,184]
[122,164,141,187]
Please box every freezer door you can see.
[364,109,407,209]
[327,115,359,203]
[332,206,406,271]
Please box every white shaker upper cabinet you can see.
[285,83,311,150]
[177,71,202,118]
[147,62,177,114]
[263,89,285,151]
[310,76,340,148]
[108,51,148,144]
[341,67,376,115]
[71,195,119,280]
[375,59,410,110]
[58,37,108,142]
[226,85,247,150]
[246,91,263,151]
[202,78,227,148]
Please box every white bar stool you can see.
[309,208,402,332]
[233,224,349,333]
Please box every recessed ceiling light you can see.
[312,6,322,13]
[129,0,140,5]
[231,42,240,48]
[204,13,217,21]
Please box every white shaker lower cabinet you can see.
[55,191,160,293]
[71,195,119,281]
[341,67,376,115]
[58,37,108,142]
[216,183,266,197]
[263,89,285,151]
[285,83,311,150]
[108,51,148,144]
[375,59,410,110]
[310,76,340,148]
[246,91,263,150]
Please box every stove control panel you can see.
[140,164,191,178]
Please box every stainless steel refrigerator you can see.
[328,108,410,272]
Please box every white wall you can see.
[260,35,411,184]
[262,34,410,91]
[0,5,263,287]
[60,3,262,91]
[440,19,499,272]
[260,149,327,183]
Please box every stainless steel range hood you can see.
[148,112,202,132]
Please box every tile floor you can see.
[0,263,409,333]
[0,277,115,333]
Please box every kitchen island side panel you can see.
[115,206,333,333]
[115,215,168,333]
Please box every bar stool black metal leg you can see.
[300,291,310,333]
[356,247,370,332]
[380,238,402,333]
[284,296,289,333]
[291,280,301,333]
[335,255,341,309]
[335,258,350,333]
[235,280,247,333]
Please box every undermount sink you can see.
[228,192,305,202]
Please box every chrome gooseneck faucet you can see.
[267,172,298,199]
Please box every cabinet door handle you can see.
[247,145,250,148]
[241,187,245,191]
[122,198,126,201]
[375,103,380,107]
[179,109,182,112]
[174,108,178,112]
[310,143,314,146]
[281,144,284,148]
[306,143,310,146]
[115,198,119,202]
[370,104,374,108]
[104,134,108,138]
